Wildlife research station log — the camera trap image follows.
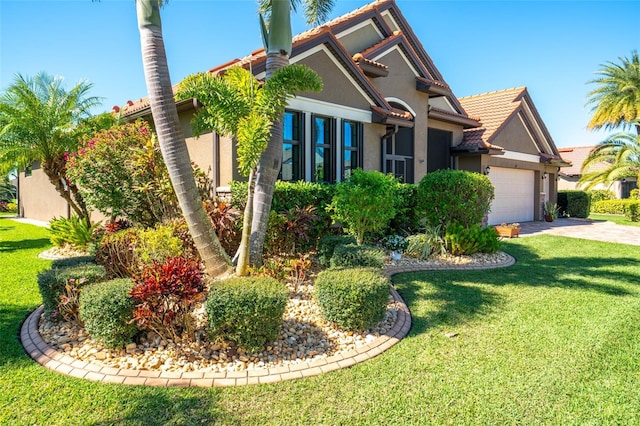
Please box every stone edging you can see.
[19,253,515,387]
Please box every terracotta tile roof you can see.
[352,53,388,70]
[458,87,527,146]
[558,146,609,176]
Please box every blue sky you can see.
[1,0,638,148]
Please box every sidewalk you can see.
[517,217,640,246]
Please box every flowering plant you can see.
[499,222,521,229]
[381,234,408,252]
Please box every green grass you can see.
[2,217,640,424]
[589,212,640,227]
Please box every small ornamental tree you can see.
[417,169,494,228]
[66,121,179,227]
[329,170,399,245]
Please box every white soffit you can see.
[500,150,541,164]
[380,10,400,32]
[287,96,372,123]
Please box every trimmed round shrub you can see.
[79,279,137,348]
[330,244,385,269]
[205,277,288,353]
[317,234,357,266]
[314,268,390,331]
[37,263,106,321]
[417,169,494,228]
[558,190,590,218]
[329,170,400,244]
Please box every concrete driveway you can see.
[517,218,640,246]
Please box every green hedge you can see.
[79,279,137,348]
[231,180,336,247]
[314,268,390,331]
[417,170,494,228]
[205,277,288,353]
[589,190,615,203]
[37,262,107,321]
[317,235,357,266]
[330,244,385,269]
[558,190,590,218]
[591,199,640,221]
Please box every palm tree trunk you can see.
[237,167,256,276]
[136,0,232,278]
[249,0,291,266]
[42,159,90,224]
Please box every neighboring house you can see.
[558,146,637,199]
[17,0,566,225]
[458,87,569,224]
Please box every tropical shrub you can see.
[5,202,17,213]
[48,215,97,249]
[445,223,500,256]
[558,190,590,218]
[317,234,356,266]
[314,268,390,331]
[406,225,447,259]
[66,121,177,227]
[266,205,320,255]
[387,183,421,234]
[79,279,137,348]
[589,190,616,203]
[204,199,241,256]
[129,256,205,341]
[205,277,288,353]
[329,170,400,244]
[95,225,185,278]
[330,244,385,269]
[37,263,107,321]
[231,181,335,246]
[417,169,494,228]
[95,228,140,278]
[631,188,639,200]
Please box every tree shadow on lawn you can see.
[0,303,39,367]
[0,237,50,253]
[88,389,226,426]
[393,241,640,336]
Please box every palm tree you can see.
[586,50,640,135]
[0,72,101,225]
[177,65,322,275]
[135,0,232,278]
[579,125,640,190]
[249,0,335,265]
[0,174,16,202]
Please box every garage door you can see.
[487,167,534,225]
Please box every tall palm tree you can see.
[135,0,232,278]
[579,125,640,190]
[0,72,100,225]
[249,0,335,266]
[586,50,640,135]
[177,64,321,275]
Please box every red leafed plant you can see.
[129,256,205,341]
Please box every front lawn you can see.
[589,212,640,227]
[2,218,640,424]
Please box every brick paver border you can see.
[20,253,515,387]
